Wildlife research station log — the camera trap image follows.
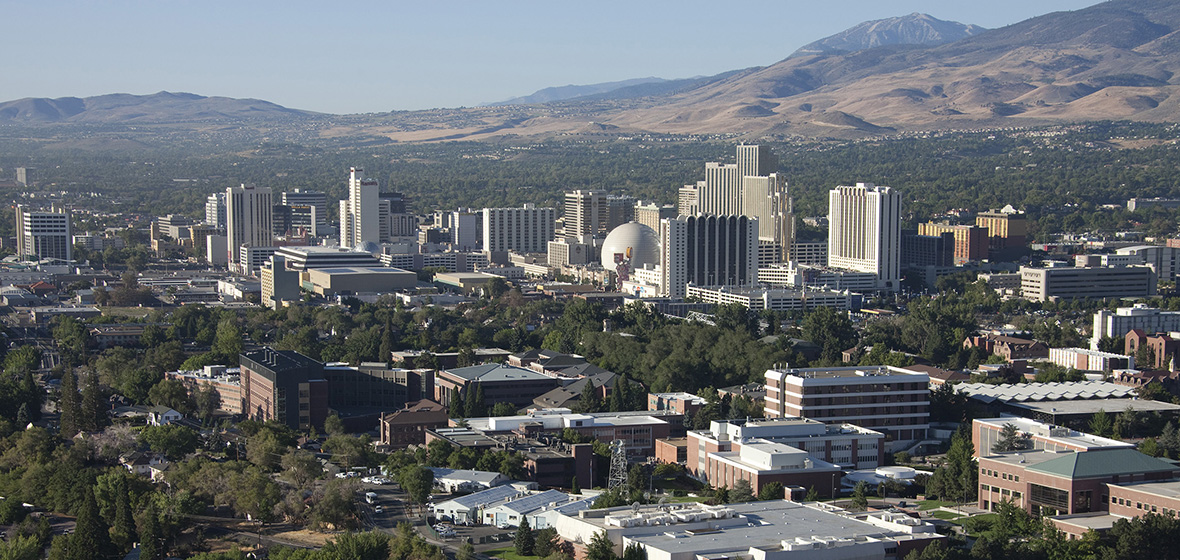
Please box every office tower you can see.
[691,145,794,263]
[15,167,31,187]
[482,204,556,254]
[635,201,677,233]
[16,204,71,261]
[340,167,380,248]
[205,192,226,229]
[450,211,482,251]
[975,209,1028,249]
[827,183,901,290]
[917,222,989,264]
[741,174,794,260]
[607,195,636,231]
[678,184,699,216]
[564,190,608,238]
[379,191,416,239]
[226,183,274,264]
[659,214,758,299]
[281,189,329,233]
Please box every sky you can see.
[1,0,1105,115]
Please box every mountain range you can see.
[2,0,1179,141]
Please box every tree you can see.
[398,465,434,506]
[585,530,616,560]
[992,423,1029,453]
[730,479,754,503]
[79,371,107,433]
[1090,408,1114,438]
[534,527,559,558]
[280,449,323,489]
[465,382,487,418]
[136,499,164,560]
[622,542,647,560]
[491,402,518,417]
[194,382,222,424]
[805,486,819,501]
[758,481,785,501]
[58,368,80,437]
[571,476,581,495]
[53,489,114,560]
[578,380,602,413]
[457,542,476,560]
[324,413,346,437]
[851,481,869,510]
[928,426,977,504]
[140,424,200,460]
[514,517,536,556]
[148,378,195,415]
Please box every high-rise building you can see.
[226,184,274,264]
[16,204,71,261]
[827,183,901,291]
[339,167,380,248]
[281,189,328,233]
[634,201,677,233]
[379,191,415,239]
[564,190,608,239]
[691,145,794,263]
[975,209,1028,249]
[205,192,226,229]
[15,167,32,187]
[659,214,758,299]
[917,222,989,265]
[482,204,556,254]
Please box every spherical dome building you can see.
[354,241,381,255]
[600,222,660,270]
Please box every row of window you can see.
[982,468,1019,482]
[1112,496,1172,515]
[980,484,1022,499]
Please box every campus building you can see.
[764,366,930,451]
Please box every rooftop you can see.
[438,484,521,509]
[444,363,555,383]
[1026,448,1179,479]
[1011,398,1180,416]
[959,381,1136,403]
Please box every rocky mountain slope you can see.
[790,12,985,57]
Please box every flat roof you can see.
[1110,479,1180,500]
[622,501,934,555]
[960,381,1136,403]
[1011,398,1180,416]
[1051,513,1121,532]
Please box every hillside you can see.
[0,91,316,123]
[790,12,985,57]
[3,0,1180,142]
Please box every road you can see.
[361,483,515,557]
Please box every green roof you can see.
[1027,449,1179,479]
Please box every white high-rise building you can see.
[827,183,901,291]
[205,192,226,229]
[339,167,380,248]
[482,204,556,254]
[16,204,72,262]
[226,184,273,264]
[659,214,758,299]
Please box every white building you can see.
[1048,347,1133,372]
[225,184,273,264]
[205,192,226,229]
[684,284,857,311]
[827,183,901,291]
[482,204,556,254]
[340,167,380,248]
[1092,304,1180,349]
[1116,245,1180,282]
[16,204,72,262]
[690,417,885,472]
[758,263,880,293]
[426,467,510,493]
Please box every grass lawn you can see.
[917,499,957,511]
[485,547,540,560]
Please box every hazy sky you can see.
[3,0,1103,114]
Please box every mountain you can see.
[0,91,316,123]
[488,77,670,105]
[4,1,1180,142]
[791,13,985,57]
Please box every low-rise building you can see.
[435,364,562,410]
[962,334,1050,362]
[166,365,244,415]
[683,284,859,312]
[548,500,942,560]
[378,400,449,448]
[647,392,706,416]
[764,366,930,451]
[1092,304,1180,349]
[689,417,885,475]
[972,417,1133,458]
[1020,265,1156,302]
[426,467,510,493]
[1047,347,1133,372]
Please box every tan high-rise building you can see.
[689,145,794,263]
[225,184,273,264]
[976,210,1028,249]
[917,222,989,264]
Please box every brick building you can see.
[434,364,562,410]
[240,348,328,431]
[764,366,929,451]
[378,399,449,448]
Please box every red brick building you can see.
[378,399,448,448]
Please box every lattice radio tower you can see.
[607,439,628,490]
